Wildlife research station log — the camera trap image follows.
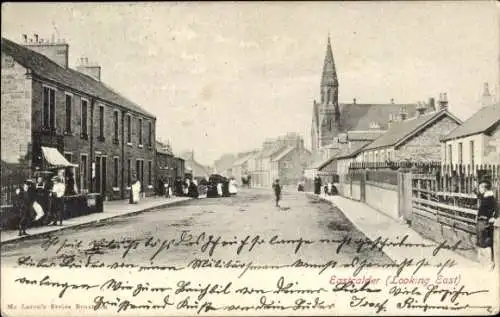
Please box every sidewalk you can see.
[310,192,482,268]
[0,195,191,245]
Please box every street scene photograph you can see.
[1,1,499,316]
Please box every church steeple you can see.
[321,34,338,88]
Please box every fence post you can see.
[494,218,500,270]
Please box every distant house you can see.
[213,154,237,178]
[358,106,462,163]
[232,151,258,183]
[441,103,500,166]
[180,151,208,180]
[248,133,311,187]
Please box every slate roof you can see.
[364,109,461,151]
[347,130,386,141]
[335,142,371,160]
[442,103,500,141]
[1,37,155,118]
[255,144,286,159]
[272,146,295,162]
[233,152,257,166]
[311,102,422,142]
[156,141,173,155]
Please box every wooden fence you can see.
[410,164,500,259]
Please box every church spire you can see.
[321,34,338,88]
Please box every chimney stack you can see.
[390,98,394,104]
[416,101,427,116]
[23,33,69,68]
[438,92,448,110]
[76,56,102,81]
[353,98,356,104]
[481,82,493,106]
[428,97,435,111]
[399,106,407,121]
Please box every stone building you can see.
[441,102,500,166]
[358,98,462,163]
[1,35,156,200]
[248,133,311,187]
[155,141,185,188]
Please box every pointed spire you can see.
[321,34,338,87]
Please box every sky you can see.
[2,2,498,165]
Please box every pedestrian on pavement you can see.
[16,181,33,236]
[327,182,333,195]
[164,181,170,198]
[314,176,322,195]
[131,179,141,204]
[272,179,282,207]
[51,176,65,226]
[475,179,498,268]
[217,182,223,197]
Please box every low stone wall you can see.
[365,181,400,221]
[351,181,361,201]
[411,212,477,261]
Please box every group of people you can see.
[313,176,338,196]
[156,176,239,199]
[14,174,68,236]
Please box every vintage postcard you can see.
[1,1,499,316]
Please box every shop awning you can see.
[41,146,78,168]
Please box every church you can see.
[308,35,432,173]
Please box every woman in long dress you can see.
[229,178,238,195]
[216,182,223,197]
[132,179,141,203]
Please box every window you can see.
[458,142,463,164]
[99,105,104,139]
[148,121,152,147]
[113,157,119,188]
[43,86,56,130]
[127,159,131,186]
[65,94,72,132]
[127,115,131,143]
[113,111,119,144]
[81,99,88,137]
[470,140,475,167]
[148,161,152,185]
[448,144,453,164]
[80,154,88,190]
[138,118,143,146]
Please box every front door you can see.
[95,155,107,195]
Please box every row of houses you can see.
[308,98,500,182]
[214,133,312,188]
[1,34,186,202]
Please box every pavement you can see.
[0,195,191,245]
[311,192,483,268]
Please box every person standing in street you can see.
[51,176,65,226]
[272,179,282,207]
[314,176,322,195]
[475,179,498,268]
[327,181,333,196]
[16,181,33,236]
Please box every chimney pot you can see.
[22,34,27,43]
[353,98,356,104]
[34,34,39,43]
[390,98,394,104]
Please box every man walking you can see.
[475,179,498,268]
[272,179,282,207]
